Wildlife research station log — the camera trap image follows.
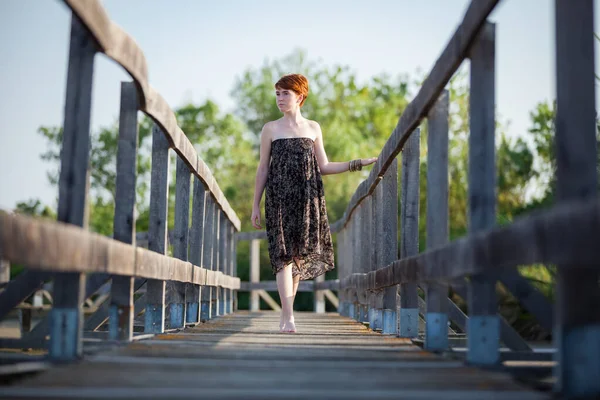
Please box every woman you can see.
[251,73,377,333]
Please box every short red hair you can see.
[275,74,309,107]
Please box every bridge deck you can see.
[1,312,548,399]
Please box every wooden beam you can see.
[336,196,600,291]
[328,0,500,232]
[109,81,138,342]
[399,130,420,338]
[50,13,97,362]
[424,89,450,352]
[553,0,600,396]
[62,0,240,231]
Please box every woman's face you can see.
[275,87,302,112]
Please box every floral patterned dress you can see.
[265,137,335,280]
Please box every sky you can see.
[1,0,599,211]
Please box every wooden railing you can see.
[234,231,340,313]
[0,0,240,362]
[332,1,598,398]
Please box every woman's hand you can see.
[361,157,377,167]
[251,205,262,229]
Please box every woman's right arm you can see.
[251,124,272,229]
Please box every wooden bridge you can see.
[1,0,598,399]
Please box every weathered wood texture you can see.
[61,0,240,231]
[425,90,450,351]
[466,21,499,366]
[338,196,600,291]
[1,312,547,399]
[109,81,139,341]
[553,0,600,396]
[50,13,96,362]
[323,0,499,232]
[0,211,240,290]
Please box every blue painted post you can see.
[211,209,221,318]
[381,159,399,335]
[218,215,227,316]
[49,14,96,362]
[200,197,215,322]
[424,90,450,352]
[167,157,191,329]
[186,177,206,324]
[227,222,235,314]
[144,124,170,334]
[109,81,139,341]
[467,22,499,366]
[553,1,600,397]
[399,129,420,338]
[368,187,383,331]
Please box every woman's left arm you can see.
[313,122,377,175]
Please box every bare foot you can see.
[280,317,296,333]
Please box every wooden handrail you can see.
[62,0,240,230]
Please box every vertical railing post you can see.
[0,260,9,285]
[554,1,600,396]
[368,190,383,331]
[399,129,420,338]
[211,209,221,317]
[200,197,214,322]
[381,159,399,334]
[336,229,346,316]
[218,216,227,316]
[314,274,325,313]
[425,89,450,351]
[231,225,238,312]
[349,215,359,320]
[249,239,260,312]
[467,21,499,366]
[362,197,373,324]
[109,81,139,341]
[226,222,235,314]
[144,124,170,334]
[167,157,191,329]
[357,204,368,323]
[49,14,96,361]
[187,177,206,324]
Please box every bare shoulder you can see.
[261,120,277,140]
[306,119,322,140]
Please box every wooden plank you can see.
[337,196,600,290]
[466,21,499,366]
[62,1,241,232]
[498,269,553,332]
[314,279,339,291]
[452,280,532,352]
[0,259,8,283]
[227,223,235,313]
[399,129,420,338]
[425,89,450,351]
[0,271,51,321]
[249,239,260,311]
[323,290,339,309]
[2,312,547,400]
[239,281,314,292]
[83,279,146,332]
[144,124,170,334]
[200,197,215,321]
[210,209,221,317]
[257,290,281,311]
[553,0,600,396]
[166,157,191,329]
[381,159,398,334]
[327,0,500,233]
[109,81,139,342]
[218,214,227,316]
[186,177,206,324]
[50,13,97,362]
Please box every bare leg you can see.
[276,263,296,333]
